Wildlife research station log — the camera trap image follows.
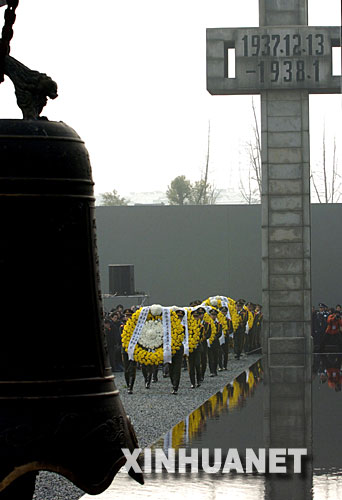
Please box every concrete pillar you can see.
[260,0,312,357]
[260,2,314,493]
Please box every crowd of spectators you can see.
[312,303,342,352]
[104,305,139,372]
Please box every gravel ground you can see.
[33,352,262,500]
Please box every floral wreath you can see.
[203,297,231,334]
[200,302,229,338]
[170,306,202,353]
[204,312,216,344]
[227,298,241,332]
[220,313,229,336]
[203,295,226,309]
[228,299,254,332]
[186,308,202,352]
[121,305,184,365]
[191,307,217,345]
[244,306,254,330]
[212,307,229,336]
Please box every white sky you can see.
[0,0,340,198]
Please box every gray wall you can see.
[95,204,340,310]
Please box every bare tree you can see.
[239,98,262,204]
[191,121,219,205]
[238,167,260,204]
[248,98,262,196]
[311,129,342,203]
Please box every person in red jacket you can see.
[320,309,342,353]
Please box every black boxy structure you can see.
[108,264,135,295]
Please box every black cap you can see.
[175,309,185,316]
[196,307,206,314]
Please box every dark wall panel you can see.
[95,204,340,310]
[311,204,341,307]
[95,205,262,307]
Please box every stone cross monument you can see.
[207,0,341,358]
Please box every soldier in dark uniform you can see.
[187,309,202,388]
[233,300,248,360]
[208,308,221,377]
[167,309,186,394]
[218,306,230,370]
[253,304,263,351]
[197,307,212,381]
[159,308,185,394]
[244,302,255,355]
[121,308,137,394]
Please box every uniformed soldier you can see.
[218,306,231,370]
[253,304,263,352]
[168,308,186,394]
[233,300,248,360]
[244,302,255,355]
[196,306,212,381]
[187,309,202,388]
[208,308,221,376]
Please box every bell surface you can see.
[0,119,143,495]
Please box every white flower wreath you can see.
[138,319,164,350]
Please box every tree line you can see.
[98,174,219,206]
[98,101,341,206]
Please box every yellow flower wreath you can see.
[245,307,254,330]
[203,296,224,309]
[203,312,217,344]
[203,297,230,335]
[186,310,202,353]
[212,307,229,335]
[121,308,184,365]
[219,311,230,335]
[227,298,242,332]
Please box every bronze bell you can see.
[0,119,143,498]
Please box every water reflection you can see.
[154,361,263,452]
[82,354,342,500]
[313,353,342,391]
[312,353,342,499]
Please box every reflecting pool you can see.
[82,354,342,500]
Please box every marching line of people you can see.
[104,298,263,395]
